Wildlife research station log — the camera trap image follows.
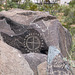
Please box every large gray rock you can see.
[0,40,34,75]
[23,53,47,75]
[0,9,72,57]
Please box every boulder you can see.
[0,9,72,57]
[23,53,47,75]
[0,40,34,75]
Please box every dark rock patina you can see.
[0,9,72,57]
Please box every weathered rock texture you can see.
[23,53,47,75]
[0,40,34,75]
[37,54,73,75]
[0,9,72,57]
[37,61,47,75]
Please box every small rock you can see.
[37,61,47,75]
[23,53,47,75]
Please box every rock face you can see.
[0,9,72,57]
[37,46,73,75]
[37,56,73,75]
[0,41,34,75]
[23,53,47,75]
[47,54,73,75]
[38,60,73,75]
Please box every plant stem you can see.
[5,0,7,10]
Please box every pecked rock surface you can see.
[23,53,47,75]
[37,46,74,75]
[0,9,72,57]
[37,55,73,75]
[0,40,34,75]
